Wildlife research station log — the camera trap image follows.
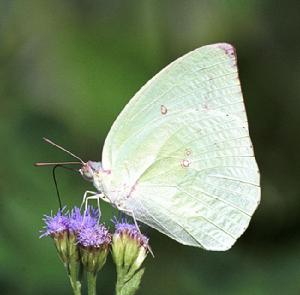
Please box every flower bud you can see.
[77,224,111,274]
[40,207,72,264]
[112,219,149,274]
[112,218,150,294]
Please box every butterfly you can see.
[40,43,260,251]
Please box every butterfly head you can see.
[79,161,102,182]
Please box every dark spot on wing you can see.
[185,148,192,156]
[160,105,168,115]
[181,159,190,168]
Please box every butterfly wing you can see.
[101,43,260,250]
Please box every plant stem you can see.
[115,267,123,295]
[87,272,97,295]
[68,261,81,295]
[66,233,82,295]
[115,276,124,295]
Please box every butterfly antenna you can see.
[52,164,80,210]
[43,137,85,164]
[53,165,62,210]
[34,161,82,167]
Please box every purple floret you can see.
[40,206,101,238]
[113,217,149,247]
[78,224,111,248]
[68,206,99,233]
[40,207,69,238]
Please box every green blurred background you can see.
[1,0,300,294]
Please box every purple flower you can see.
[40,206,101,238]
[78,223,111,248]
[113,218,149,248]
[40,205,110,274]
[40,207,69,238]
[68,206,99,233]
[111,218,150,286]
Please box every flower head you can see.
[40,207,69,238]
[78,223,111,248]
[112,218,150,293]
[112,218,149,267]
[113,218,149,248]
[78,223,111,273]
[40,207,78,265]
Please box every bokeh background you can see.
[1,0,300,294]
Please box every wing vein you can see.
[208,174,260,187]
[139,183,251,217]
[142,196,232,247]
[128,59,233,122]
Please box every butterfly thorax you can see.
[93,171,130,207]
[80,161,118,203]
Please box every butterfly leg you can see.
[80,191,98,210]
[84,193,103,221]
[119,208,154,257]
[118,208,141,233]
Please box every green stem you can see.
[68,261,81,295]
[115,273,124,295]
[87,272,97,295]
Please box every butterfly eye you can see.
[80,163,94,182]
